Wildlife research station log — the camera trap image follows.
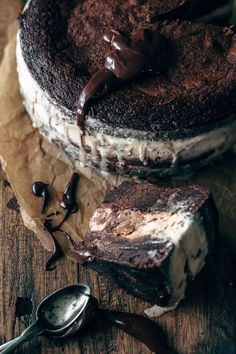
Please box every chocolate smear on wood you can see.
[99,309,177,354]
[7,196,20,213]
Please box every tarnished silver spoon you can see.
[0,284,90,354]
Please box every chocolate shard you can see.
[83,182,218,311]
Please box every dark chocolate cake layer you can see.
[79,182,218,310]
[19,0,236,135]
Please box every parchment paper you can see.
[0,5,126,256]
[0,1,236,257]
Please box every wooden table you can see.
[0,167,236,354]
[0,3,235,353]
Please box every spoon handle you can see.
[0,338,19,352]
[0,335,31,352]
[1,321,43,354]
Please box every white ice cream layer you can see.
[16,33,236,176]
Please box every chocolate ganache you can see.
[77,28,168,125]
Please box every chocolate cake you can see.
[17,0,236,177]
[79,182,218,317]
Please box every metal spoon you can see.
[0,284,90,354]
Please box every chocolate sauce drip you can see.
[77,28,167,125]
[77,69,116,126]
[43,219,64,271]
[42,173,80,271]
[32,182,49,214]
[100,309,176,354]
[61,173,79,213]
[73,247,95,265]
[48,172,80,232]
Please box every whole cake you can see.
[17,0,236,177]
[78,182,218,317]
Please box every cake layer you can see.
[78,182,218,314]
[19,0,236,134]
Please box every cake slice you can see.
[79,182,218,316]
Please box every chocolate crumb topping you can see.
[77,28,167,126]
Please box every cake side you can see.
[16,34,236,177]
[77,182,218,313]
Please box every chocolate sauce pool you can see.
[77,28,168,125]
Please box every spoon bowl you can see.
[0,284,91,353]
[37,284,91,333]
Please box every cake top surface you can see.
[19,0,236,135]
[101,181,210,213]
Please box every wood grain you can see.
[0,166,236,354]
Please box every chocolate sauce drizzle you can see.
[32,182,49,214]
[45,238,64,271]
[60,173,79,214]
[43,220,65,271]
[32,174,95,270]
[77,28,167,125]
[43,173,80,270]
